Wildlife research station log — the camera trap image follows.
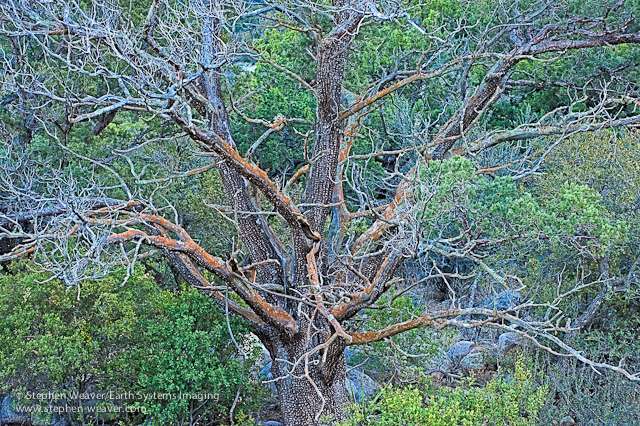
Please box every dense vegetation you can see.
[0,263,262,425]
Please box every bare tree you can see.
[1,0,640,424]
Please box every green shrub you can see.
[0,261,261,425]
[338,357,547,426]
[416,156,626,249]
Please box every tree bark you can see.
[260,326,349,426]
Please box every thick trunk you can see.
[275,364,348,426]
[261,329,349,426]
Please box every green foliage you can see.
[416,156,626,251]
[415,155,636,371]
[229,27,315,174]
[3,2,640,424]
[535,130,640,217]
[338,358,547,426]
[516,131,640,363]
[121,287,261,425]
[537,358,640,425]
[0,261,261,425]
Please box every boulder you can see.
[257,401,282,425]
[344,347,357,364]
[446,340,476,364]
[478,343,498,369]
[0,393,70,426]
[260,362,278,395]
[427,356,454,374]
[1,394,30,425]
[460,351,485,370]
[256,422,283,426]
[346,369,379,403]
[477,291,520,311]
[498,332,525,355]
[425,340,476,373]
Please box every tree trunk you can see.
[260,327,349,426]
[275,363,348,426]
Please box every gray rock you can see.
[256,422,283,426]
[498,332,524,355]
[344,347,357,363]
[1,394,30,424]
[503,373,515,384]
[438,357,454,372]
[426,355,454,374]
[425,340,476,373]
[346,369,379,403]
[446,341,476,364]
[477,291,520,311]
[0,393,70,426]
[460,351,485,370]
[260,362,278,395]
[260,347,271,366]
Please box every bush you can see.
[338,357,547,426]
[0,261,261,425]
[535,356,640,426]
